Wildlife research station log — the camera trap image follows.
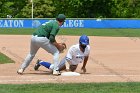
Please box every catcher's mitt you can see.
[58,43,67,53]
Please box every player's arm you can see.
[65,58,72,65]
[81,45,90,73]
[49,34,59,47]
[65,46,74,68]
[49,35,65,52]
[49,25,65,51]
[81,56,89,73]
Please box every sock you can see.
[39,61,51,69]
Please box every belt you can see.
[33,33,45,37]
[70,65,77,66]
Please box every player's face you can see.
[80,43,87,50]
[59,21,64,26]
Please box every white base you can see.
[61,72,81,76]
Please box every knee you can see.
[28,53,35,58]
[53,50,59,56]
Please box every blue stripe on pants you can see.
[39,61,51,69]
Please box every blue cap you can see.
[79,35,89,45]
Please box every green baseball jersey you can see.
[33,20,60,42]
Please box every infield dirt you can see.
[0,35,140,84]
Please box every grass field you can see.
[0,82,140,93]
[0,52,15,64]
[0,28,140,92]
[0,28,140,37]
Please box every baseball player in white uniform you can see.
[34,35,90,73]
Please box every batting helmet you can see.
[79,35,89,45]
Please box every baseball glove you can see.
[58,43,67,53]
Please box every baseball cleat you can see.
[53,70,61,75]
[34,59,41,70]
[17,68,24,75]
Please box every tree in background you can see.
[111,0,140,18]
[16,0,55,18]
[128,0,140,18]
[0,0,14,18]
[53,0,115,18]
[1,0,140,18]
[0,0,28,18]
[53,0,140,18]
[12,0,28,18]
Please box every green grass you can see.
[0,52,15,64]
[61,28,140,37]
[0,28,34,35]
[0,28,140,37]
[0,82,140,93]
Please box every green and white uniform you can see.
[20,20,60,71]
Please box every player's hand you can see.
[58,43,67,53]
[81,67,86,73]
[53,42,67,53]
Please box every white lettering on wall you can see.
[79,20,84,27]
[74,20,78,27]
[63,20,84,27]
[69,20,73,27]
[9,20,13,27]
[14,20,19,27]
[19,20,24,27]
[3,20,8,27]
[0,20,24,27]
[0,20,2,27]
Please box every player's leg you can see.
[58,58,78,72]
[34,57,67,72]
[64,57,78,72]
[58,57,67,71]
[41,41,60,75]
[34,57,78,73]
[17,36,40,74]
[34,60,52,70]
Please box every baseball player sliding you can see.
[34,35,90,74]
[17,14,66,75]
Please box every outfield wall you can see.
[0,19,140,28]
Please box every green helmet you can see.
[56,14,66,22]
